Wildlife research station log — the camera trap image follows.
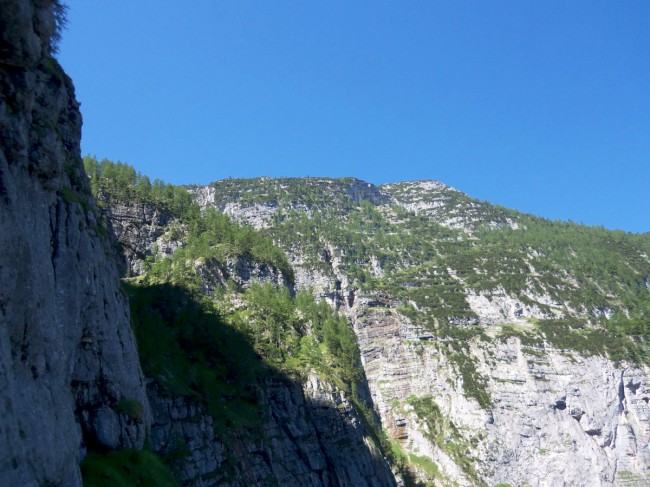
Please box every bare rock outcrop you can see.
[0,2,149,485]
[350,302,650,486]
[199,179,650,486]
[101,200,176,275]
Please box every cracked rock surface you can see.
[0,2,148,485]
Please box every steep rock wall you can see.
[281,245,650,486]
[350,299,650,486]
[0,2,149,485]
[102,200,176,275]
[148,375,396,487]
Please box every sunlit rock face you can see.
[350,304,650,486]
[0,2,148,485]
[269,245,650,486]
[194,177,650,486]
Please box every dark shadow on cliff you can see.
[125,282,268,429]
[124,282,398,485]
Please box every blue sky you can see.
[59,1,649,232]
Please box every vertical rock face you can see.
[349,301,650,486]
[0,2,149,486]
[102,201,176,275]
[283,249,650,486]
[148,376,396,487]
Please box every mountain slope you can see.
[14,2,649,486]
[192,175,650,486]
[84,158,398,486]
[80,157,650,486]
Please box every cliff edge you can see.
[0,1,149,485]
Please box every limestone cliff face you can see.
[195,178,650,486]
[259,246,649,486]
[0,2,149,485]
[349,298,650,486]
[102,200,177,275]
[381,180,519,232]
[190,177,392,231]
[282,249,650,486]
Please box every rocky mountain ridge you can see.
[189,175,650,486]
[190,177,520,234]
[95,168,650,485]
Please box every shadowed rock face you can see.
[0,1,149,485]
[148,375,396,487]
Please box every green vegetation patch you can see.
[59,187,82,205]
[406,395,482,485]
[81,449,179,487]
[498,318,650,365]
[84,156,198,221]
[228,284,364,392]
[41,55,66,84]
[125,282,264,429]
[85,157,294,284]
[536,319,649,364]
[114,398,144,423]
[448,348,491,410]
[408,453,441,482]
[389,440,430,487]
[127,278,369,432]
[498,323,544,347]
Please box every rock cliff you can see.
[349,295,650,486]
[102,200,177,276]
[0,1,149,485]
[195,176,650,486]
[148,375,394,487]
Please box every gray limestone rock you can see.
[206,183,650,486]
[0,2,149,485]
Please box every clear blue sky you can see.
[59,1,649,232]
